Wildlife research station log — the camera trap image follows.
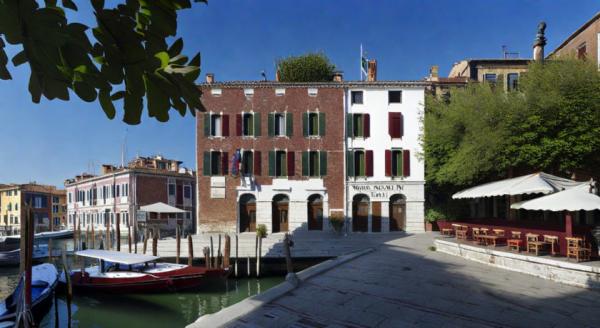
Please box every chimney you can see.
[367,59,377,82]
[333,71,343,82]
[275,69,281,82]
[205,73,215,83]
[533,21,547,61]
[429,65,439,81]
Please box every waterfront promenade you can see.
[192,233,600,328]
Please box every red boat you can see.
[62,250,229,293]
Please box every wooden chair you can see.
[543,235,559,256]
[507,231,522,252]
[526,233,545,256]
[441,227,455,237]
[471,227,481,244]
[455,225,468,240]
[566,237,591,262]
[485,229,505,247]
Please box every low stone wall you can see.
[435,238,600,289]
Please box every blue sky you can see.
[0,0,598,187]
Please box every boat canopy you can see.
[452,172,584,199]
[139,202,186,214]
[511,182,600,212]
[75,250,159,265]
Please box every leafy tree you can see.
[424,58,600,190]
[0,0,205,124]
[277,52,336,82]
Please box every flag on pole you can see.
[360,44,368,81]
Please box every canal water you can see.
[0,238,284,328]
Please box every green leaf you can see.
[99,89,116,119]
[146,75,170,122]
[11,50,27,66]
[167,38,183,57]
[110,91,125,100]
[154,51,170,69]
[61,0,77,10]
[74,81,98,102]
[123,92,143,125]
[28,73,42,103]
[91,0,104,11]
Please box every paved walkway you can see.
[221,233,600,328]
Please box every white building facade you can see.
[345,83,425,233]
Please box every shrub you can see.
[277,52,336,82]
[425,208,445,223]
[256,224,267,238]
[329,212,345,233]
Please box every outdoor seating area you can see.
[441,221,596,262]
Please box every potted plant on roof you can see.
[425,208,444,232]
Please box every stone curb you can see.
[187,247,376,328]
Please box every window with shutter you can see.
[346,113,353,138]
[203,114,210,136]
[274,113,285,136]
[366,150,374,177]
[302,112,309,137]
[402,150,410,177]
[319,151,327,176]
[254,151,262,176]
[346,151,355,177]
[355,151,365,177]
[222,114,230,136]
[286,112,293,137]
[242,113,254,136]
[241,151,253,175]
[364,114,370,138]
[222,152,229,175]
[275,151,288,177]
[268,113,275,137]
[254,112,261,136]
[268,151,276,176]
[308,151,319,177]
[301,151,309,176]
[385,150,392,176]
[236,113,242,136]
[353,114,363,137]
[307,113,319,136]
[318,112,326,136]
[392,150,403,176]
[287,151,295,176]
[210,114,222,136]
[388,112,404,138]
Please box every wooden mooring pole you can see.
[128,225,132,253]
[116,214,121,252]
[187,234,194,266]
[203,247,210,268]
[235,234,238,277]
[223,235,230,268]
[216,234,221,268]
[210,236,214,268]
[152,229,158,256]
[91,223,95,249]
[142,228,148,255]
[175,225,181,264]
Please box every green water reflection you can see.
[0,238,284,328]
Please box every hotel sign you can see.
[351,184,404,200]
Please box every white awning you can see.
[75,249,159,265]
[452,172,584,199]
[139,202,186,214]
[511,183,600,212]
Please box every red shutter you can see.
[253,151,261,176]
[222,152,229,175]
[287,152,295,177]
[385,150,391,176]
[389,113,404,138]
[403,150,410,177]
[222,115,230,136]
[235,114,242,136]
[366,150,374,177]
[364,114,370,138]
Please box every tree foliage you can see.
[424,58,600,188]
[0,0,206,124]
[277,52,336,82]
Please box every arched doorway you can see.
[239,194,257,232]
[352,194,369,232]
[272,194,289,233]
[307,194,323,231]
[389,194,406,231]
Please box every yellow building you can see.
[0,183,67,236]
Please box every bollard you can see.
[187,235,194,266]
[175,225,181,264]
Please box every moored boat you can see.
[62,250,229,293]
[0,263,59,326]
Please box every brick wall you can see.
[197,86,345,232]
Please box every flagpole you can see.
[360,44,363,81]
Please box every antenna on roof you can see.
[502,45,520,59]
[261,70,267,81]
[121,128,128,168]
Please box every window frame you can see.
[388,90,402,104]
[351,90,363,105]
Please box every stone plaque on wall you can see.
[210,176,226,199]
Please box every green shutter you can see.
[202,152,211,176]
[268,151,275,176]
[346,114,353,138]
[301,151,309,176]
[203,114,210,136]
[286,112,293,137]
[268,113,274,137]
[319,112,326,136]
[346,151,354,177]
[253,112,261,136]
[320,151,327,176]
[302,112,309,137]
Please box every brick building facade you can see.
[65,155,196,234]
[197,73,427,234]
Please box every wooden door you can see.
[240,198,256,232]
[272,202,289,233]
[308,197,323,230]
[390,198,406,231]
[372,202,381,232]
[352,197,369,232]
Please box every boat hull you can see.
[67,265,229,293]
